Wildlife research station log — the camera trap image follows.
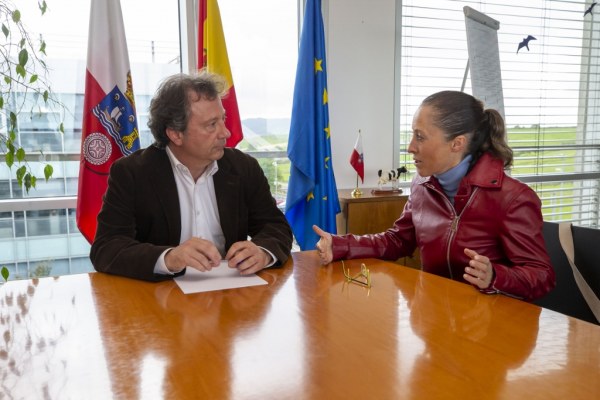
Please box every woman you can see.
[314,91,555,301]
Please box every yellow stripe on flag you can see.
[205,0,234,88]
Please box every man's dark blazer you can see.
[90,145,293,281]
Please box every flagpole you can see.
[351,128,363,198]
[351,174,362,198]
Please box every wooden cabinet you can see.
[336,188,421,268]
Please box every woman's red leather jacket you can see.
[332,153,555,301]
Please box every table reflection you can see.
[0,276,110,398]
[401,273,539,398]
[292,254,403,398]
[89,267,293,399]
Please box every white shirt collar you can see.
[165,146,219,179]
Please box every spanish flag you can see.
[198,0,243,147]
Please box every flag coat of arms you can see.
[76,0,140,243]
[199,0,243,147]
[285,0,340,250]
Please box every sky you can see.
[17,0,298,119]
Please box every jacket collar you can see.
[416,152,505,190]
[144,145,182,245]
[213,149,241,245]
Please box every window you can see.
[0,1,299,278]
[219,0,298,206]
[397,0,600,226]
[0,0,181,276]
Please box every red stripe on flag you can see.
[350,149,364,183]
[350,132,364,183]
[198,0,207,68]
[77,70,109,243]
[222,85,243,147]
[198,0,243,148]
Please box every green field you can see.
[508,126,582,221]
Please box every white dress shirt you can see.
[154,147,275,275]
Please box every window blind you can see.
[397,0,600,227]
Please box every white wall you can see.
[326,0,397,189]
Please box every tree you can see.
[0,0,63,192]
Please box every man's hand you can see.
[225,241,271,275]
[165,237,221,273]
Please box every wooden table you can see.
[1,251,599,399]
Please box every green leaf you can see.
[43,90,49,103]
[18,49,29,67]
[2,24,8,38]
[29,74,38,83]
[44,164,53,180]
[40,40,46,55]
[39,1,48,15]
[59,122,64,133]
[16,166,26,184]
[0,96,3,109]
[30,175,36,189]
[12,10,21,23]
[4,76,11,85]
[24,173,32,193]
[5,152,14,168]
[7,141,14,153]
[16,64,26,78]
[19,38,25,48]
[9,131,16,141]
[1,266,9,282]
[9,112,17,128]
[16,148,25,162]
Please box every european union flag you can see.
[285,0,340,250]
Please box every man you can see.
[90,72,293,281]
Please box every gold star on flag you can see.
[323,88,328,105]
[324,124,330,139]
[322,196,328,201]
[306,192,315,202]
[314,58,323,73]
[325,156,330,169]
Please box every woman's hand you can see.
[463,248,494,289]
[312,225,333,265]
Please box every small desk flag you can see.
[77,0,140,244]
[350,131,364,182]
[199,0,243,147]
[285,0,340,250]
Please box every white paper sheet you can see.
[174,261,268,294]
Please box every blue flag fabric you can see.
[285,0,340,250]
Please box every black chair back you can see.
[534,221,598,324]
[572,224,600,301]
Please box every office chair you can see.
[533,221,598,325]
[572,224,600,302]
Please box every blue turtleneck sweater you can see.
[434,154,472,204]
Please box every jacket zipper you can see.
[425,184,480,279]
[447,187,479,277]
